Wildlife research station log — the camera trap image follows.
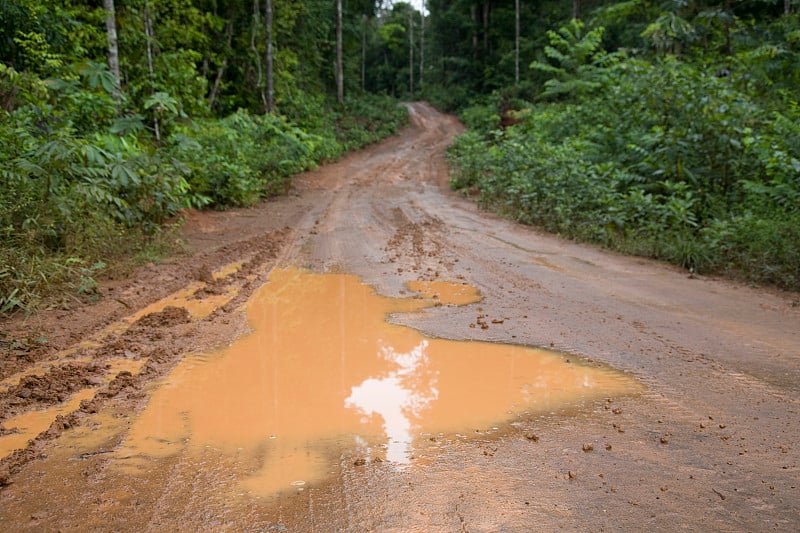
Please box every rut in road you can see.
[0,102,798,532]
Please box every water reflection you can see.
[346,340,438,464]
[113,267,638,496]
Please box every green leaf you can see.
[144,92,180,115]
[110,115,146,136]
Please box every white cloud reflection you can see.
[345,340,438,464]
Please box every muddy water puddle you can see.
[0,358,145,457]
[1,261,243,395]
[0,389,96,457]
[113,267,638,496]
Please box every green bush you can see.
[448,21,800,290]
[0,99,191,312]
[335,94,409,151]
[1,58,409,314]
[169,94,407,209]
[459,104,501,134]
[706,212,800,288]
[170,110,317,207]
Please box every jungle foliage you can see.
[0,0,407,315]
[445,3,800,290]
[2,0,799,315]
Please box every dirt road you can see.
[1,102,798,531]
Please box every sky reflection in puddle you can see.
[114,267,638,496]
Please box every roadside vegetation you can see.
[444,7,799,291]
[2,0,798,317]
[0,1,407,316]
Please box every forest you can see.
[1,0,799,316]
[442,0,800,291]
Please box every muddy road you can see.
[1,102,798,531]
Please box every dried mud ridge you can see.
[0,229,290,485]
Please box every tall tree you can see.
[102,0,121,98]
[265,0,274,111]
[208,20,233,110]
[251,0,266,110]
[143,2,160,141]
[336,0,344,104]
[419,0,425,90]
[362,15,368,91]
[515,0,519,85]
[409,7,414,95]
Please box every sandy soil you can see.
[0,102,798,532]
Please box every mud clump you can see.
[95,371,137,400]
[193,284,228,298]
[78,370,140,415]
[1,363,106,419]
[0,336,49,381]
[133,306,192,329]
[122,306,192,343]
[385,210,445,275]
[0,412,82,486]
[101,338,142,359]
[139,347,181,378]
[0,448,33,486]
[42,413,79,439]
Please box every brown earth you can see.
[0,102,798,531]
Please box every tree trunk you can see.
[208,21,234,110]
[482,0,489,52]
[143,4,159,142]
[419,0,425,90]
[515,0,519,85]
[336,0,344,105]
[409,9,414,96]
[361,16,367,92]
[471,5,478,58]
[251,0,267,111]
[208,57,227,109]
[102,0,121,99]
[572,0,580,20]
[785,0,791,15]
[265,0,274,112]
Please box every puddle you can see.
[114,267,638,496]
[105,259,244,334]
[1,261,244,394]
[213,261,243,280]
[404,280,481,306]
[0,388,96,457]
[0,357,144,459]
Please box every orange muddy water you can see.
[113,267,637,497]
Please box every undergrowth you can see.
[0,62,407,316]
[448,19,800,291]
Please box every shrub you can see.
[448,21,800,290]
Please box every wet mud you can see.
[0,229,289,486]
